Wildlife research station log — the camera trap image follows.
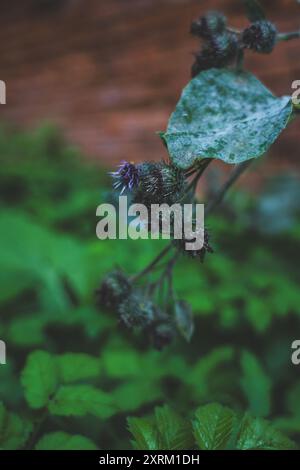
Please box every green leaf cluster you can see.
[128,403,296,450]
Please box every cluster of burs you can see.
[190,11,277,77]
[110,160,212,260]
[96,161,213,350]
[96,271,177,350]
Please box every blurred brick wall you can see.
[0,0,299,181]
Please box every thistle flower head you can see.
[191,32,238,77]
[242,20,277,54]
[118,294,158,329]
[151,321,176,351]
[96,270,131,311]
[110,161,139,194]
[133,161,186,207]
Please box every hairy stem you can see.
[181,159,212,202]
[205,160,252,215]
[130,244,173,282]
[226,27,300,43]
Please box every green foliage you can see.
[162,69,292,168]
[21,351,114,419]
[21,351,59,409]
[240,351,271,417]
[48,385,116,419]
[0,126,300,450]
[193,403,236,450]
[236,413,296,450]
[128,403,296,450]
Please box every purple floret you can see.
[109,161,140,194]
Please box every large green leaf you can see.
[0,402,32,450]
[240,351,271,417]
[162,69,292,168]
[48,385,116,419]
[56,353,102,383]
[128,406,193,450]
[236,414,296,450]
[127,416,159,450]
[21,351,103,410]
[155,405,194,450]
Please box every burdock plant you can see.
[97,0,300,349]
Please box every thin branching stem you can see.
[226,27,300,43]
[180,159,212,203]
[130,244,173,282]
[205,160,252,216]
[277,30,300,41]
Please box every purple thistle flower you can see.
[109,161,140,194]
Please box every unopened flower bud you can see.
[190,11,227,39]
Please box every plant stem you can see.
[278,30,300,41]
[226,27,241,35]
[131,160,252,282]
[205,160,252,216]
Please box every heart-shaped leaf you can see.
[162,69,292,169]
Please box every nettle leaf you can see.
[113,381,162,412]
[0,402,32,450]
[155,405,194,450]
[35,432,98,450]
[240,351,271,417]
[56,353,101,383]
[236,414,296,450]
[22,353,116,419]
[174,300,194,342]
[193,403,236,450]
[48,385,116,419]
[162,69,292,168]
[242,0,265,21]
[127,416,159,450]
[21,351,59,409]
